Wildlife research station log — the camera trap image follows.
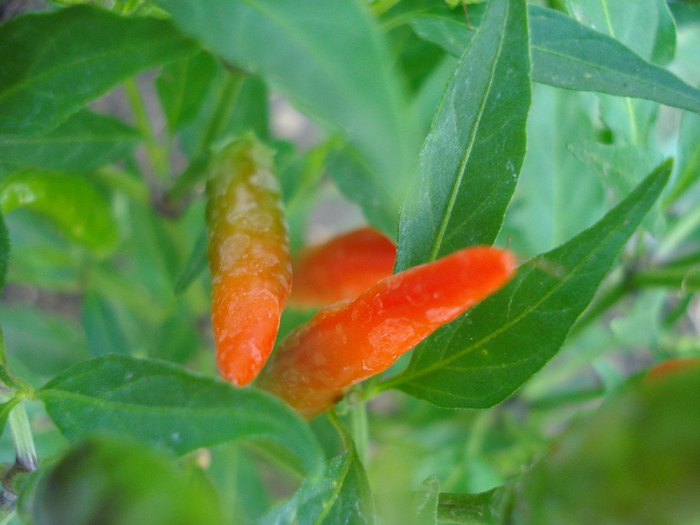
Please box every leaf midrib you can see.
[428,0,511,261]
[389,183,657,388]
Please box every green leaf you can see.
[396,0,530,271]
[258,446,374,525]
[670,3,700,28]
[25,435,224,525]
[0,210,8,294]
[325,148,399,238]
[207,443,273,524]
[389,23,447,94]
[0,170,119,254]
[498,86,605,257]
[148,308,200,364]
[4,209,87,291]
[0,110,140,172]
[0,305,91,381]
[567,142,664,231]
[564,0,677,145]
[408,6,700,115]
[37,354,324,478]
[121,199,179,303]
[387,160,671,408]
[666,109,700,205]
[564,0,676,65]
[156,50,217,133]
[512,367,700,524]
[0,5,196,135]
[568,143,663,199]
[155,0,417,231]
[81,290,131,357]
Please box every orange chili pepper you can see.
[289,227,396,308]
[258,246,516,418]
[206,137,291,386]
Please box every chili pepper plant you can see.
[0,0,699,523]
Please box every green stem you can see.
[328,409,354,452]
[197,72,245,157]
[8,403,37,472]
[348,402,369,464]
[527,386,605,410]
[662,294,694,328]
[168,72,244,202]
[124,78,170,179]
[630,265,700,291]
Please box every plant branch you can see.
[124,77,170,180]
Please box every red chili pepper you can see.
[206,137,291,387]
[289,227,396,308]
[258,246,516,418]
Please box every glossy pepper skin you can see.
[289,227,396,308]
[206,137,291,387]
[258,246,516,418]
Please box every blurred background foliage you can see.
[0,0,699,523]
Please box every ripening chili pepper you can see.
[257,246,516,418]
[289,227,396,308]
[645,357,700,383]
[206,137,291,387]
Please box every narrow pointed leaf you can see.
[408,6,700,115]
[37,355,324,478]
[388,160,671,408]
[396,0,530,271]
[0,5,196,135]
[155,0,416,230]
[0,110,140,171]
